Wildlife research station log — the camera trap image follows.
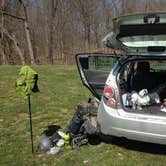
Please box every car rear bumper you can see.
[97,99,166,145]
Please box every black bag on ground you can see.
[65,98,99,135]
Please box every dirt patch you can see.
[0,119,4,122]
[33,111,57,120]
[60,108,70,113]
[17,113,29,121]
[39,96,53,102]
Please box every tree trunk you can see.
[95,28,99,48]
[19,0,35,65]
[87,21,90,50]
[24,20,35,64]
[60,31,64,63]
[47,0,59,64]
[0,47,6,64]
[47,0,54,64]
[48,21,54,64]
[0,0,7,64]
[6,38,14,64]
[121,0,126,15]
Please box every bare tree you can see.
[18,0,35,65]
[47,0,59,64]
[73,0,93,50]
[0,0,6,64]
[0,1,26,65]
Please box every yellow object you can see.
[64,134,70,141]
[64,134,71,150]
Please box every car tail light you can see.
[103,85,117,108]
[103,85,114,98]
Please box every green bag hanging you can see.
[16,66,39,97]
[16,65,39,154]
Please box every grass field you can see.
[0,65,166,166]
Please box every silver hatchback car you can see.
[76,13,166,145]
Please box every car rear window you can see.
[89,56,117,71]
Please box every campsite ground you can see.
[0,65,166,166]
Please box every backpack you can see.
[16,66,39,96]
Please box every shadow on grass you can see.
[100,134,166,155]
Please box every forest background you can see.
[0,0,165,65]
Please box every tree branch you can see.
[2,27,25,65]
[0,11,25,21]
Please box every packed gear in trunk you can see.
[119,60,166,114]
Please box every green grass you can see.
[0,65,166,166]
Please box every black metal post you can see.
[28,95,34,154]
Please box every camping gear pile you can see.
[16,66,100,155]
[39,98,100,154]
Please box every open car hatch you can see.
[76,53,119,100]
[102,12,166,54]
